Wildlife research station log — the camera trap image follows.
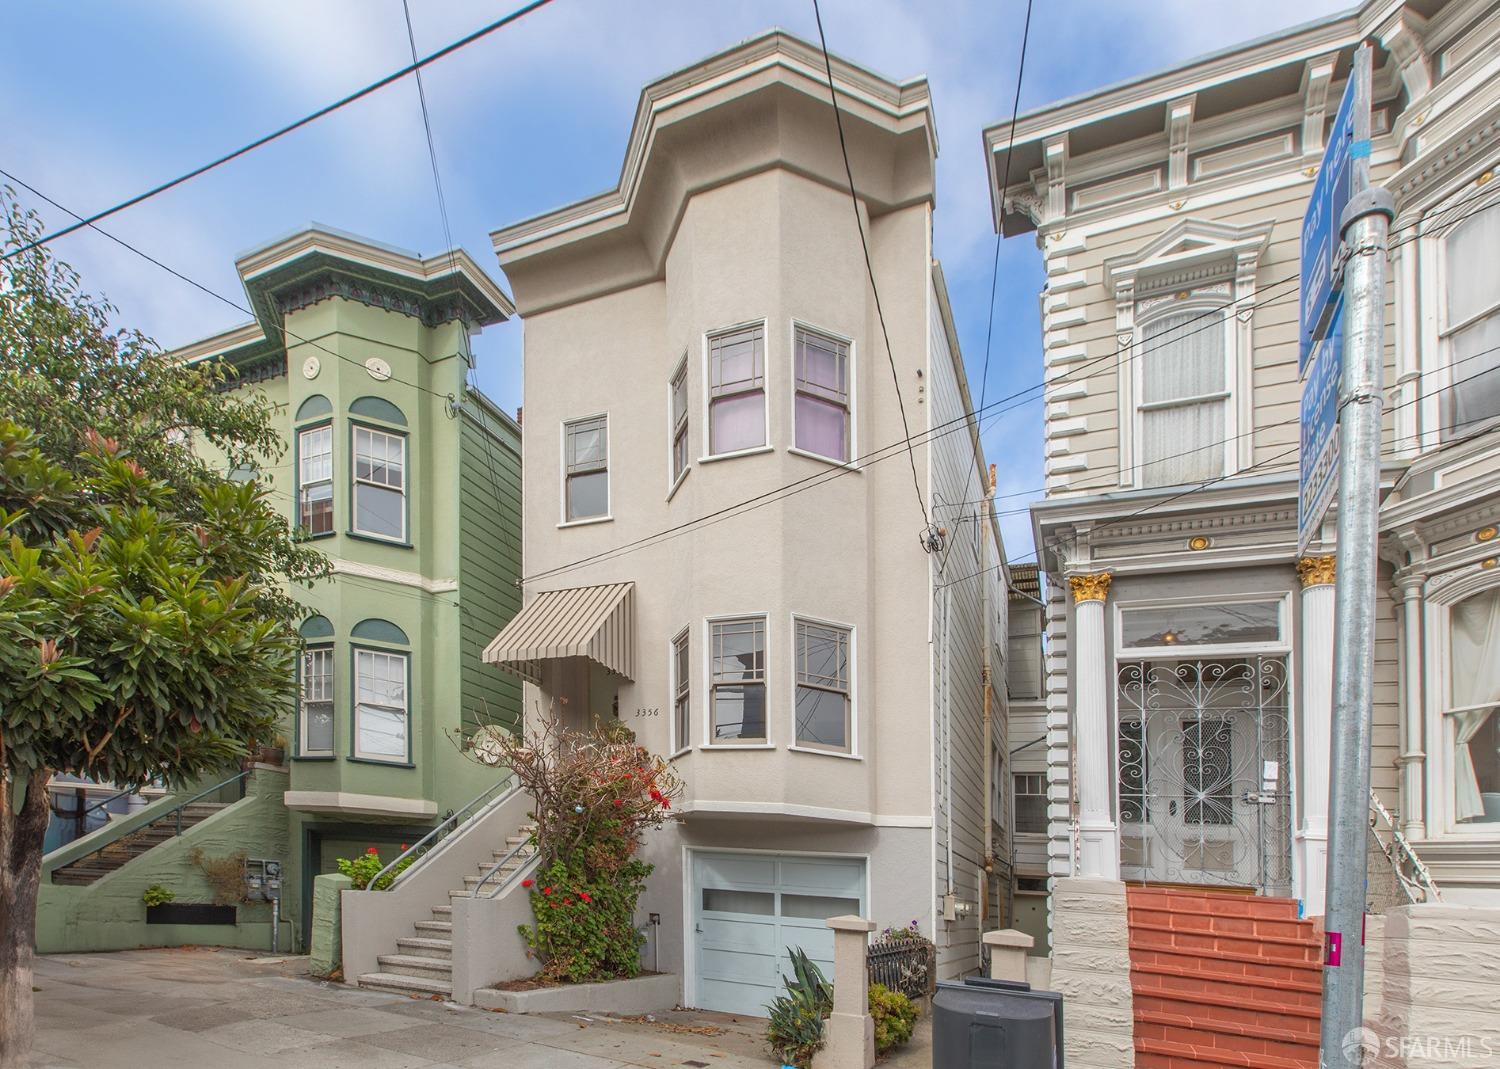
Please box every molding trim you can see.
[330,559,458,594]
[282,791,439,819]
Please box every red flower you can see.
[521,879,534,888]
[563,897,573,905]
[662,798,671,809]
[613,799,623,808]
[579,892,592,904]
[542,886,553,896]
[366,846,379,855]
[550,903,558,909]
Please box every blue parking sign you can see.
[1299,301,1343,552]
[1299,75,1358,376]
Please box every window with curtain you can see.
[710,617,766,743]
[1449,587,1500,825]
[563,415,608,521]
[1138,307,1228,487]
[353,426,406,540]
[670,359,689,485]
[707,325,766,455]
[297,425,333,535]
[794,327,851,462]
[673,628,690,751]
[354,648,408,761]
[1441,200,1500,439]
[794,619,851,752]
[1013,772,1047,834]
[301,647,334,755]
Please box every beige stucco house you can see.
[481,31,1011,1015]
[988,0,1500,1064]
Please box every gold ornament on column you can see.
[1297,555,1336,588]
[1069,572,1112,603]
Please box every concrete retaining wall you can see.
[448,865,541,1004]
[1046,877,1136,1068]
[472,972,681,1015]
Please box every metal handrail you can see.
[474,832,537,899]
[369,772,519,890]
[1368,788,1441,904]
[59,768,251,872]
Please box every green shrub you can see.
[336,847,413,891]
[141,884,175,907]
[518,855,649,983]
[765,948,832,1068]
[869,982,919,1053]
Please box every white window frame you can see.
[670,626,691,757]
[299,645,335,757]
[559,413,611,527]
[1013,771,1048,836]
[297,424,334,536]
[702,613,773,749]
[788,320,857,468]
[667,356,690,498]
[1114,592,1290,659]
[788,613,859,758]
[1432,187,1500,442]
[701,320,772,463]
[1131,294,1238,489]
[1422,569,1500,840]
[351,424,407,542]
[352,647,410,763]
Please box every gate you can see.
[1116,656,1292,896]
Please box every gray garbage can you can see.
[932,978,1063,1068]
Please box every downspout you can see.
[980,464,996,921]
[943,583,954,895]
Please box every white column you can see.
[818,916,875,1069]
[1397,575,1427,841]
[1296,556,1336,915]
[1070,573,1118,880]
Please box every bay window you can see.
[300,646,334,756]
[709,616,766,743]
[352,425,406,541]
[297,425,333,535]
[672,628,690,753]
[707,324,766,456]
[669,360,689,486]
[354,648,409,761]
[1441,200,1500,438]
[793,326,851,462]
[563,415,609,522]
[1449,587,1500,824]
[793,618,851,752]
[1138,306,1229,487]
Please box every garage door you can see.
[691,851,866,1017]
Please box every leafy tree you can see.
[0,188,325,1068]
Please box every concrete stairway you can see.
[357,827,536,999]
[1126,886,1323,1069]
[50,803,230,886]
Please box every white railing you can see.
[1368,788,1441,905]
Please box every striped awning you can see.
[482,581,635,684]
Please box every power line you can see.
[1,0,557,261]
[810,0,927,526]
[978,0,1035,418]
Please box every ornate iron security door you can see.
[1117,657,1292,895]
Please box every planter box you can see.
[146,903,237,926]
[473,972,680,1015]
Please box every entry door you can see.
[691,852,865,1017]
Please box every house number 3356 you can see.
[633,707,660,718]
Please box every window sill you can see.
[346,756,416,768]
[787,447,859,471]
[700,742,775,751]
[298,530,337,542]
[699,445,773,464]
[558,515,613,529]
[666,469,690,502]
[292,754,337,762]
[346,531,412,549]
[668,746,692,761]
[787,744,861,761]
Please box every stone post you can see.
[816,915,875,1069]
[982,928,1034,983]
[1069,572,1117,880]
[310,872,351,977]
[1297,555,1336,914]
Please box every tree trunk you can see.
[0,770,51,1069]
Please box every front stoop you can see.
[1126,886,1323,1069]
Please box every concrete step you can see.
[431,905,451,918]
[396,937,452,961]
[376,954,453,980]
[357,972,452,998]
[413,920,451,935]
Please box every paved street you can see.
[31,948,933,1069]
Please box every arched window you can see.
[350,619,411,763]
[295,396,334,536]
[349,398,409,543]
[298,615,335,757]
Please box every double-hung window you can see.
[1137,307,1229,487]
[1440,200,1500,438]
[707,325,766,456]
[1448,587,1500,825]
[354,648,408,761]
[300,647,334,756]
[563,415,609,521]
[669,361,689,486]
[1013,772,1047,834]
[353,426,406,540]
[709,617,766,743]
[793,618,851,752]
[297,425,333,535]
[672,629,690,753]
[793,327,851,462]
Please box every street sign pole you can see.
[1318,44,1394,1069]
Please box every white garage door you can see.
[691,851,866,1017]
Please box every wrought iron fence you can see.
[866,937,936,1001]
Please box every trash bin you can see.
[932,977,1064,1068]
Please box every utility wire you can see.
[2,0,557,260]
[811,0,927,526]
[978,0,1035,419]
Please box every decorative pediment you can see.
[1104,218,1273,298]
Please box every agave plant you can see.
[765,947,833,1068]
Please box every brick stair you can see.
[1126,886,1323,1069]
[50,803,230,886]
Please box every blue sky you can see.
[4,0,1348,559]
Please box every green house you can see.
[37,226,522,952]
